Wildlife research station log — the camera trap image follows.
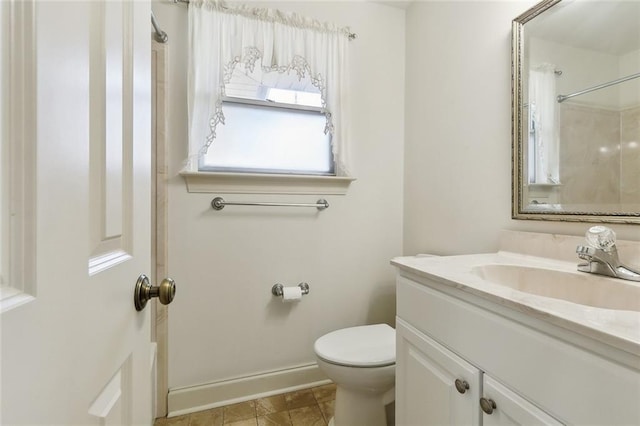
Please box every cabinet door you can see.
[396,319,481,426]
[481,376,564,425]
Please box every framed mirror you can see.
[512,0,640,224]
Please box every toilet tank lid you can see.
[314,324,395,367]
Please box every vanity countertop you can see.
[392,250,640,359]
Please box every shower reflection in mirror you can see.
[514,0,640,221]
[527,63,560,186]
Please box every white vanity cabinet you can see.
[396,319,481,425]
[481,375,562,426]
[394,272,640,426]
[397,320,561,426]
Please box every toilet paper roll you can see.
[282,286,303,303]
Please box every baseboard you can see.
[167,363,330,417]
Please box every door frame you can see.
[151,38,169,419]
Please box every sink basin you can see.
[472,264,640,312]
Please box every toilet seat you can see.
[314,324,395,367]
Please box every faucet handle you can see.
[576,245,594,255]
[585,226,616,252]
[576,245,595,261]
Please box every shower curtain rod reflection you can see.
[170,0,357,40]
[557,72,640,103]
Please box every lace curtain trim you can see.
[189,0,353,39]
[201,47,334,156]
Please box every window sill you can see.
[527,183,563,187]
[180,171,356,195]
[1,285,35,313]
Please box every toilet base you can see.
[332,385,388,426]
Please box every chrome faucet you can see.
[576,226,640,282]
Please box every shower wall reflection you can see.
[558,104,640,207]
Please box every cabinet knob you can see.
[480,397,497,415]
[454,379,469,394]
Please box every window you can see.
[200,61,334,175]
[183,2,354,193]
[201,99,334,175]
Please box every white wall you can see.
[404,1,639,257]
[153,1,405,391]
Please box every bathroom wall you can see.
[153,0,404,401]
[403,1,639,258]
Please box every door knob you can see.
[134,274,176,311]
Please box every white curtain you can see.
[528,63,559,184]
[186,0,352,175]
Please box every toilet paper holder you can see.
[272,282,310,297]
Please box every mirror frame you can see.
[511,0,640,224]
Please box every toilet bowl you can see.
[314,324,395,426]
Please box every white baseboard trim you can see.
[167,363,330,417]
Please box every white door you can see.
[396,320,482,426]
[1,0,160,424]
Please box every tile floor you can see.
[154,383,336,426]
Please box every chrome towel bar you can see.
[211,197,329,211]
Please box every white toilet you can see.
[314,324,396,426]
